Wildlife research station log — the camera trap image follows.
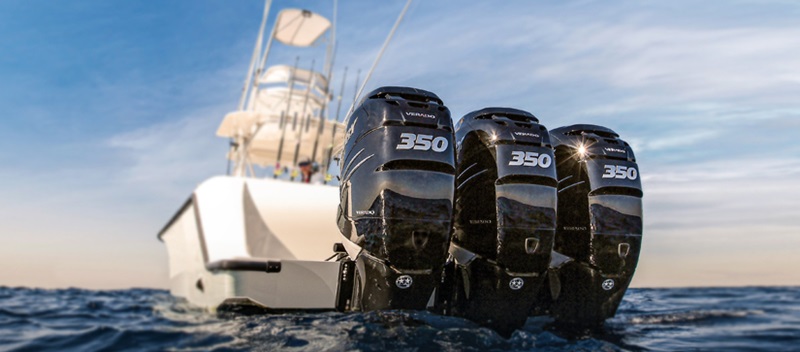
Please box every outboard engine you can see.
[444,108,557,335]
[337,87,455,311]
[544,124,643,326]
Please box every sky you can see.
[1,0,798,289]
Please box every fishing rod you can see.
[322,67,359,180]
[274,56,300,178]
[310,43,339,169]
[289,59,316,180]
[312,0,339,177]
[321,66,348,182]
[302,0,339,181]
[309,102,326,169]
[324,69,361,179]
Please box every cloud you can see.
[632,154,800,287]
[531,25,800,97]
[107,111,227,199]
[639,155,800,273]
[355,1,800,125]
[632,130,720,153]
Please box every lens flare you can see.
[577,144,587,158]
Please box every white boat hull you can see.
[159,176,343,311]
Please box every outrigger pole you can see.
[228,0,273,175]
[346,0,413,117]
[323,0,337,82]
[238,0,273,110]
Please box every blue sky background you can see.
[1,0,798,289]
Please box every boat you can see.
[158,1,348,312]
[158,0,644,335]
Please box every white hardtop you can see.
[273,8,331,47]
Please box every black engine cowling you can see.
[541,124,644,325]
[335,92,643,332]
[337,86,455,311]
[443,107,557,335]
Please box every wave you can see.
[1,286,799,351]
[628,309,764,324]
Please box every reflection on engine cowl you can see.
[443,107,557,336]
[537,124,644,326]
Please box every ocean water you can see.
[1,286,798,351]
